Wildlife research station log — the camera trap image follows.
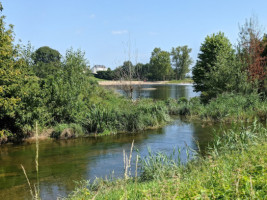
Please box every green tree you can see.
[150,48,172,80]
[192,32,235,100]
[0,3,44,140]
[32,46,61,78]
[43,49,94,124]
[95,68,114,80]
[171,46,193,80]
[135,63,151,80]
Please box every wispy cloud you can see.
[111,30,128,35]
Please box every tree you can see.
[237,17,267,94]
[32,46,61,78]
[149,48,172,80]
[192,32,234,92]
[33,46,61,64]
[95,68,114,80]
[114,61,137,99]
[171,46,193,80]
[0,3,43,141]
[43,49,92,124]
[135,63,151,80]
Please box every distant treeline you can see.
[95,46,193,81]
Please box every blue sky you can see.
[2,0,267,69]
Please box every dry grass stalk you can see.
[21,164,34,198]
[123,140,134,179]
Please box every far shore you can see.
[98,80,193,86]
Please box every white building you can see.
[92,65,107,74]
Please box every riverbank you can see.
[66,122,267,199]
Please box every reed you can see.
[123,140,134,179]
[21,122,41,200]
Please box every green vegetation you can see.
[65,121,267,200]
[171,45,193,80]
[192,19,267,102]
[167,78,193,84]
[166,93,267,122]
[94,45,193,82]
[149,48,172,81]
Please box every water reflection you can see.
[105,84,199,100]
[0,119,225,200]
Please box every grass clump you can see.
[51,123,85,139]
[64,121,267,200]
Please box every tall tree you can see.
[32,46,61,78]
[150,48,172,80]
[192,32,234,92]
[171,46,193,80]
[192,32,236,101]
[237,17,267,94]
[0,3,43,140]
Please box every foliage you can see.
[32,46,61,78]
[237,17,267,94]
[42,48,94,125]
[175,93,267,122]
[149,48,172,80]
[192,32,237,101]
[134,63,151,80]
[94,68,114,80]
[171,45,193,80]
[0,5,44,141]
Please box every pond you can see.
[0,84,218,200]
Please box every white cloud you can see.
[111,30,128,35]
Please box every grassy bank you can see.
[46,95,171,139]
[166,93,267,123]
[51,92,267,140]
[167,78,193,84]
[65,122,267,200]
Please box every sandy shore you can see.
[99,81,192,86]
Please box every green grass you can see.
[167,78,194,84]
[166,93,267,123]
[65,121,267,200]
[89,76,107,82]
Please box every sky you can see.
[2,0,267,69]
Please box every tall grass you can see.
[166,92,267,122]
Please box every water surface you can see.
[105,84,199,100]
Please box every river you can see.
[0,84,221,200]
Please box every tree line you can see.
[95,46,193,81]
